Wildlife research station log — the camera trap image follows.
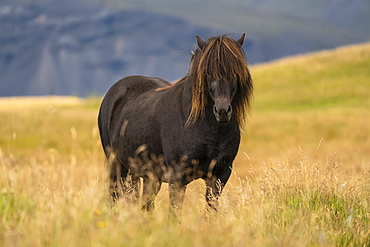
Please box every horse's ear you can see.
[236,33,246,46]
[196,35,206,50]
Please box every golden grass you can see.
[1,42,370,246]
[0,96,83,109]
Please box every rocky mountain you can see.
[0,0,369,96]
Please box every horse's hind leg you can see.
[122,171,140,203]
[108,158,125,202]
[141,176,162,211]
[109,159,139,203]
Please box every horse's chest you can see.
[184,136,237,179]
[193,130,238,162]
[208,137,237,160]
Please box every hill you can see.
[0,42,369,247]
[252,42,370,111]
[237,42,370,171]
[0,0,369,96]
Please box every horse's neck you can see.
[181,76,193,98]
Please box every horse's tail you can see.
[98,76,171,158]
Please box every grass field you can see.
[1,42,370,246]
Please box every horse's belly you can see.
[113,116,166,174]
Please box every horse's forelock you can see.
[187,35,253,126]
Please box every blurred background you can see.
[1,0,369,97]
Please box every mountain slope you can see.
[1,0,369,96]
[0,1,219,96]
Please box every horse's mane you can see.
[155,77,185,92]
[187,35,253,127]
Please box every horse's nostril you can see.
[213,106,218,114]
[227,106,232,113]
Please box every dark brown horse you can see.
[98,34,253,215]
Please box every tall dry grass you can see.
[1,135,369,246]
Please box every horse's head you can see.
[188,34,252,126]
[207,77,236,125]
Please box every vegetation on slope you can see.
[238,42,370,172]
[0,43,369,246]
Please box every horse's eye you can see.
[208,84,214,94]
[232,84,237,95]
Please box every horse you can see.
[98,33,253,215]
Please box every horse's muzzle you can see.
[213,105,232,125]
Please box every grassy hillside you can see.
[237,42,370,177]
[1,42,370,246]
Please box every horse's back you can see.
[98,76,171,156]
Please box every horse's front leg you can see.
[205,166,232,211]
[168,181,187,217]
